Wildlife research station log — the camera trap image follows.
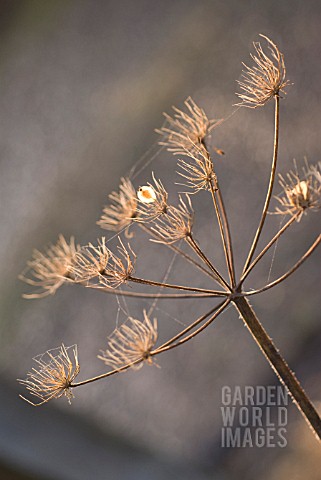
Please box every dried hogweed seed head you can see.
[156,97,222,156]
[176,143,217,194]
[19,235,79,299]
[136,173,169,222]
[236,35,290,108]
[274,161,321,221]
[97,177,138,233]
[71,237,109,283]
[151,195,194,244]
[98,238,136,289]
[18,344,80,406]
[98,311,158,370]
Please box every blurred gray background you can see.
[0,0,320,478]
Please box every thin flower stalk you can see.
[20,235,79,299]
[242,94,280,274]
[128,274,227,296]
[139,222,223,282]
[240,213,298,285]
[97,177,137,233]
[98,311,158,370]
[18,345,80,406]
[244,234,321,296]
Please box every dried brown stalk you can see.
[19,34,321,444]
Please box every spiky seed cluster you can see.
[236,35,290,108]
[274,162,321,221]
[156,97,221,156]
[136,173,169,222]
[151,195,194,244]
[98,239,136,288]
[20,235,79,299]
[177,144,217,193]
[97,177,137,233]
[71,238,109,283]
[98,311,158,370]
[18,345,80,406]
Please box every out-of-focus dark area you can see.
[0,0,320,478]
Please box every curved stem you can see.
[128,275,227,296]
[138,223,217,281]
[186,235,231,291]
[71,300,230,389]
[244,234,321,296]
[215,184,236,286]
[234,296,321,441]
[202,138,236,286]
[243,95,280,274]
[239,214,298,286]
[152,299,230,355]
[94,287,225,299]
[154,300,227,350]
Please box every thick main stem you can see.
[243,95,280,274]
[234,296,321,441]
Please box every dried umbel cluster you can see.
[18,345,79,406]
[18,35,321,444]
[275,162,321,221]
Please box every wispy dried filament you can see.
[177,143,217,193]
[98,311,158,370]
[157,97,222,156]
[99,238,136,288]
[18,345,80,406]
[97,177,137,233]
[20,235,79,299]
[151,195,194,244]
[71,238,109,282]
[274,161,321,221]
[236,35,290,108]
[136,173,168,222]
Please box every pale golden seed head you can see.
[98,238,136,289]
[150,195,194,244]
[71,237,110,282]
[18,344,80,406]
[236,35,290,108]
[274,161,321,221]
[97,177,138,233]
[176,143,216,194]
[98,311,158,370]
[156,97,222,156]
[19,235,79,299]
[135,173,169,222]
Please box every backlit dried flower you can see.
[18,344,80,406]
[274,162,321,221]
[151,195,194,244]
[136,173,168,222]
[156,97,221,156]
[99,238,136,288]
[20,235,79,299]
[98,311,158,370]
[177,143,216,193]
[71,238,109,282]
[236,35,290,108]
[97,177,137,233]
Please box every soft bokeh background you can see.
[0,1,320,478]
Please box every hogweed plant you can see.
[19,35,321,442]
